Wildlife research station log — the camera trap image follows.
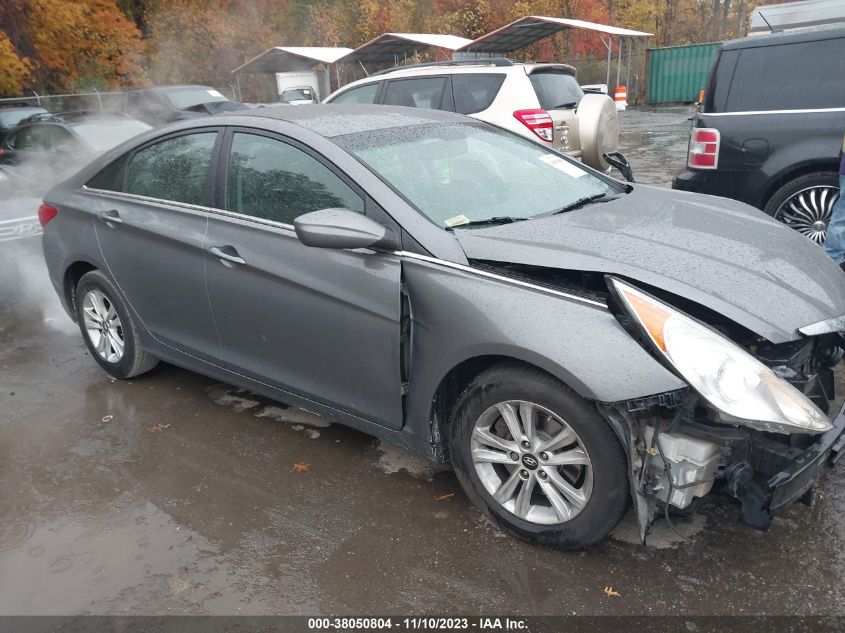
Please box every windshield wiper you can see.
[543,192,616,216]
[449,216,527,229]
[550,101,578,109]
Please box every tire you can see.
[763,171,840,244]
[75,270,158,379]
[449,364,629,550]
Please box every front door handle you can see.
[98,209,122,225]
[208,245,246,266]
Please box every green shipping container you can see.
[647,42,722,104]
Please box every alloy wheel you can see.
[82,289,125,363]
[470,400,593,525]
[774,185,840,244]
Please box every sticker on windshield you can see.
[538,154,586,178]
[444,214,470,227]
[207,89,224,97]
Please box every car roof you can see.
[128,85,217,93]
[24,113,139,126]
[721,23,845,50]
[227,104,470,137]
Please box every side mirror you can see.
[602,151,635,183]
[294,208,387,249]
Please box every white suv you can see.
[323,59,619,171]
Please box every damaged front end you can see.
[471,259,845,540]
[598,279,845,541]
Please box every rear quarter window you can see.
[451,74,506,114]
[529,70,584,110]
[725,38,845,111]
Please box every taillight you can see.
[687,127,720,169]
[38,203,58,227]
[513,109,554,142]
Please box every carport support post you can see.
[616,39,622,87]
[235,71,242,101]
[603,35,613,89]
[626,38,632,99]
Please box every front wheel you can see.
[449,364,629,549]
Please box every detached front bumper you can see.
[726,403,845,528]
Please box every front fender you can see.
[401,257,686,439]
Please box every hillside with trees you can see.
[0,0,765,97]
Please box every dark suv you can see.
[673,26,845,243]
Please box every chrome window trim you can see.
[704,107,845,117]
[81,187,606,309]
[81,185,297,231]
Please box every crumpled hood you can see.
[454,185,845,344]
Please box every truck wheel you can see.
[449,364,629,549]
[764,172,840,244]
[75,270,158,379]
[577,93,619,172]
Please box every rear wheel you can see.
[764,172,840,244]
[75,270,158,379]
[449,364,629,549]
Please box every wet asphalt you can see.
[1,110,843,616]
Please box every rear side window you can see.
[330,83,381,104]
[226,132,363,225]
[726,38,845,111]
[451,74,505,114]
[383,77,447,109]
[125,132,217,205]
[8,126,50,150]
[529,71,584,110]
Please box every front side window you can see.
[383,77,447,109]
[125,132,217,205]
[330,83,381,104]
[338,123,613,228]
[227,132,363,225]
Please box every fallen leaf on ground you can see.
[148,423,171,432]
[603,586,620,597]
[435,493,455,501]
[291,462,310,473]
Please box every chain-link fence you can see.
[0,90,129,113]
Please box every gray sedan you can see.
[40,105,845,549]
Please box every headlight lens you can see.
[612,279,831,434]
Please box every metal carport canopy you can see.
[341,33,474,64]
[232,47,354,74]
[457,16,652,54]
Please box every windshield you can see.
[74,119,152,152]
[337,123,613,228]
[165,87,227,110]
[281,88,314,101]
[0,108,47,128]
[529,71,584,109]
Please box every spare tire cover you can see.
[577,93,618,171]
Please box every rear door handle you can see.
[98,209,122,225]
[208,245,246,266]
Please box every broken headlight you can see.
[612,279,831,435]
